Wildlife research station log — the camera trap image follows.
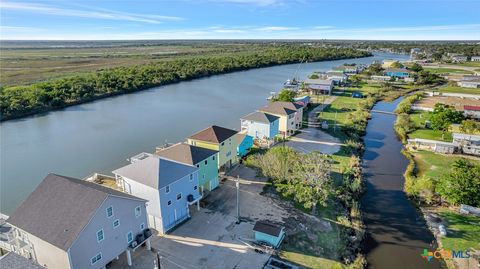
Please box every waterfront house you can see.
[7,173,150,269]
[303,78,333,95]
[187,125,238,171]
[0,252,45,269]
[113,154,201,234]
[471,56,480,62]
[331,65,359,74]
[407,138,456,154]
[259,101,304,137]
[240,111,280,141]
[463,105,480,119]
[384,68,411,78]
[156,143,219,193]
[253,221,285,248]
[236,132,253,158]
[326,70,348,85]
[458,79,480,88]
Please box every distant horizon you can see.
[2,39,480,42]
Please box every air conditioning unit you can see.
[130,241,138,248]
[187,194,194,202]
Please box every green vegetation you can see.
[435,160,480,206]
[0,45,370,120]
[415,70,446,85]
[408,129,453,142]
[438,209,480,251]
[439,86,480,95]
[460,120,480,134]
[429,104,465,132]
[273,89,296,102]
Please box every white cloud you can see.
[0,1,183,24]
[255,26,299,31]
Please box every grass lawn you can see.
[423,67,473,74]
[438,209,480,251]
[455,61,480,68]
[412,150,464,179]
[279,251,344,269]
[439,86,480,95]
[408,129,453,142]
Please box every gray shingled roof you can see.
[241,111,279,124]
[188,125,238,144]
[259,102,300,116]
[0,252,45,269]
[113,155,198,189]
[7,174,145,251]
[155,143,218,166]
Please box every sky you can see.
[1,0,479,40]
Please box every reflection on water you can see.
[361,98,441,269]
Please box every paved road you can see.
[283,96,343,154]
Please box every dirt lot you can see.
[414,96,480,111]
[108,165,333,269]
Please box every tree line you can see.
[0,46,370,120]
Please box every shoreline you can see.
[1,54,371,122]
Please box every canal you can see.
[0,52,408,215]
[361,98,441,268]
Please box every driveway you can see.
[284,96,343,154]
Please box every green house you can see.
[156,142,219,193]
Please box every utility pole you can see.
[236,175,240,224]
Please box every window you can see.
[204,160,208,165]
[135,206,141,218]
[212,156,215,161]
[176,193,182,200]
[106,206,113,218]
[96,229,104,242]
[202,174,205,179]
[189,174,193,181]
[113,219,120,228]
[140,223,145,230]
[194,186,198,191]
[167,200,172,206]
[91,253,102,265]
[165,185,170,193]
[196,164,200,168]
[127,231,133,243]
[221,142,225,146]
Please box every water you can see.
[0,52,408,215]
[361,98,441,269]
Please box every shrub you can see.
[435,159,480,206]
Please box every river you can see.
[0,52,408,215]
[361,98,441,268]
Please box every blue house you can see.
[253,221,285,248]
[236,133,253,157]
[240,111,280,141]
[113,154,201,234]
[384,68,411,78]
[352,92,363,98]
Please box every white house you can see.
[458,79,480,88]
[471,56,480,62]
[6,174,150,269]
[113,154,201,234]
[463,105,480,119]
[240,111,280,141]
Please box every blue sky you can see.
[1,0,479,40]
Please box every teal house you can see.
[253,221,285,248]
[156,142,219,193]
[236,133,253,158]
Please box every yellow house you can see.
[259,101,303,137]
[187,125,238,172]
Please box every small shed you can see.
[236,133,253,158]
[253,221,285,248]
